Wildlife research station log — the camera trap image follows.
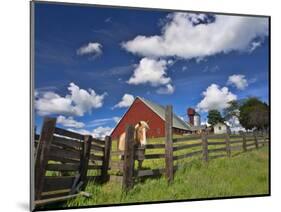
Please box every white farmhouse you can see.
[213,122,230,134]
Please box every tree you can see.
[239,97,269,130]
[207,110,224,126]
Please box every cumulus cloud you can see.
[156,84,175,94]
[122,12,268,59]
[197,84,237,112]
[68,126,113,139]
[225,116,246,133]
[92,126,113,139]
[35,82,107,116]
[88,116,121,127]
[57,115,85,128]
[113,94,134,109]
[77,42,102,57]
[127,58,170,86]
[227,74,248,90]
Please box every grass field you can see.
[62,145,269,208]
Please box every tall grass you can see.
[64,146,268,208]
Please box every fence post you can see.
[35,117,56,200]
[78,135,92,191]
[225,133,231,157]
[242,132,247,152]
[101,136,112,183]
[254,131,259,149]
[201,131,208,162]
[165,105,174,184]
[122,125,135,191]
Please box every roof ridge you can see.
[137,96,192,130]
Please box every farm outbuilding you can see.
[111,97,192,139]
[213,122,231,134]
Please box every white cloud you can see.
[156,84,175,95]
[77,42,102,57]
[122,13,268,59]
[227,74,248,90]
[57,115,85,128]
[127,58,170,86]
[113,94,134,109]
[92,126,113,139]
[225,116,246,133]
[197,84,237,112]
[68,126,113,139]
[35,82,107,116]
[88,116,121,127]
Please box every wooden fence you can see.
[34,117,111,207]
[113,105,269,191]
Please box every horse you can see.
[118,121,149,169]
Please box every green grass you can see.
[63,146,269,208]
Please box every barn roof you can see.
[137,97,192,131]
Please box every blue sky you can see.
[34,2,269,137]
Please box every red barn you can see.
[111,97,192,139]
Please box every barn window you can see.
[219,126,221,130]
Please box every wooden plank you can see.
[259,141,269,145]
[144,144,165,149]
[90,154,104,161]
[165,105,174,184]
[34,192,82,207]
[88,165,103,170]
[101,136,112,182]
[173,142,202,151]
[225,133,231,157]
[43,176,75,192]
[135,168,165,177]
[242,132,247,152]
[91,143,104,152]
[111,151,123,156]
[135,153,165,160]
[206,134,226,139]
[207,141,226,146]
[208,154,227,160]
[54,127,84,140]
[48,155,80,164]
[208,147,226,153]
[35,117,56,200]
[230,145,243,151]
[229,139,243,144]
[173,150,203,160]
[92,138,105,146]
[201,132,208,162]
[41,189,71,197]
[49,145,81,160]
[254,132,259,149]
[79,135,92,191]
[172,135,201,143]
[246,139,255,143]
[46,163,80,171]
[122,125,135,191]
[110,162,124,170]
[246,142,256,148]
[52,136,82,150]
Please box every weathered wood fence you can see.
[34,106,269,203]
[113,105,269,191]
[34,117,111,206]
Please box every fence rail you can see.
[111,105,269,191]
[34,117,111,207]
